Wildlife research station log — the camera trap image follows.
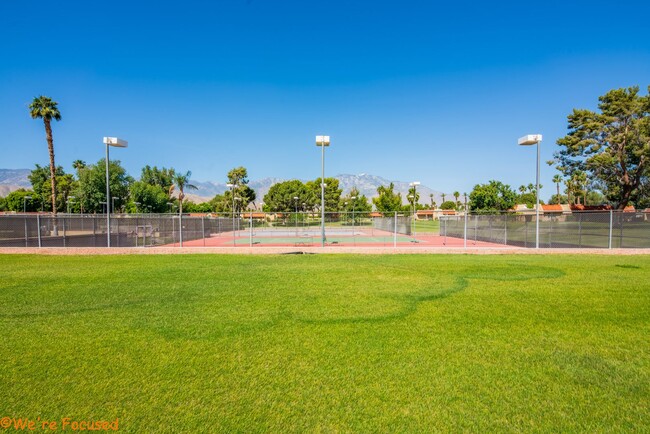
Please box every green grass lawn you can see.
[1,254,649,432]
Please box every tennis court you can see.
[166,226,507,248]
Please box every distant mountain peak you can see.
[0,168,444,205]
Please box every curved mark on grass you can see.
[294,264,565,324]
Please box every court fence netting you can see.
[0,210,648,249]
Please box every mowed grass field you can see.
[1,254,649,432]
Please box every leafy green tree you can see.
[181,201,214,213]
[552,85,650,209]
[306,177,342,212]
[263,180,314,212]
[340,187,372,215]
[468,180,517,212]
[128,181,170,213]
[4,189,41,212]
[172,171,198,215]
[440,201,456,210]
[208,194,228,212]
[373,183,402,212]
[518,192,543,209]
[28,164,76,212]
[0,196,7,211]
[74,159,133,213]
[29,96,61,215]
[140,165,176,193]
[549,194,568,205]
[226,166,256,211]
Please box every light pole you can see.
[100,201,107,214]
[102,137,128,247]
[518,134,542,249]
[409,181,420,235]
[235,197,242,245]
[293,196,299,234]
[167,202,174,213]
[316,135,330,247]
[227,183,235,245]
[112,197,121,214]
[66,196,76,214]
[350,196,357,234]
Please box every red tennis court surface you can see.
[161,229,509,248]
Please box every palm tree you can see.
[552,174,562,203]
[453,191,460,209]
[29,96,61,215]
[441,193,446,203]
[172,171,198,215]
[429,193,434,208]
[72,160,86,172]
[519,185,527,195]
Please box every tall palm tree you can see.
[172,171,198,215]
[441,193,446,203]
[29,96,61,215]
[453,191,460,209]
[552,174,562,203]
[429,193,434,208]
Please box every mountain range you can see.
[0,169,446,205]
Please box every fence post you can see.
[179,213,183,248]
[62,217,66,248]
[249,212,253,247]
[37,214,42,248]
[608,209,613,249]
[201,216,205,246]
[578,212,583,248]
[464,211,468,249]
[504,213,507,246]
[393,211,397,248]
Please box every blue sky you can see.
[1,0,649,199]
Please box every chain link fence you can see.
[1,210,648,249]
[0,212,410,248]
[440,211,650,248]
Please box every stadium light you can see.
[518,134,542,249]
[316,135,330,247]
[103,137,128,247]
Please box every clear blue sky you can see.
[1,0,649,199]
